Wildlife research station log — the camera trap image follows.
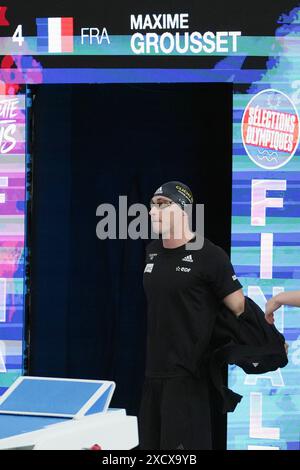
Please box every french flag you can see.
[36,17,74,53]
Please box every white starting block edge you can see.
[0,409,139,450]
[0,376,116,419]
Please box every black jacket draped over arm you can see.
[208,296,288,413]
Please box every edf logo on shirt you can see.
[176,266,191,273]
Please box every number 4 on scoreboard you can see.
[12,25,24,47]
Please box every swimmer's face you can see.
[149,196,184,237]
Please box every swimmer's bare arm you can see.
[265,290,300,325]
[222,288,245,317]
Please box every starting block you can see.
[0,376,138,450]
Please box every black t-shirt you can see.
[143,236,243,378]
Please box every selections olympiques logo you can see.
[241,89,299,170]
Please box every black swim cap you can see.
[153,181,194,210]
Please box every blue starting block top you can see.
[0,376,115,418]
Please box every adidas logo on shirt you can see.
[182,254,193,262]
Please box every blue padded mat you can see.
[0,414,68,440]
[0,379,104,416]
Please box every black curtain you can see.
[28,83,232,448]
